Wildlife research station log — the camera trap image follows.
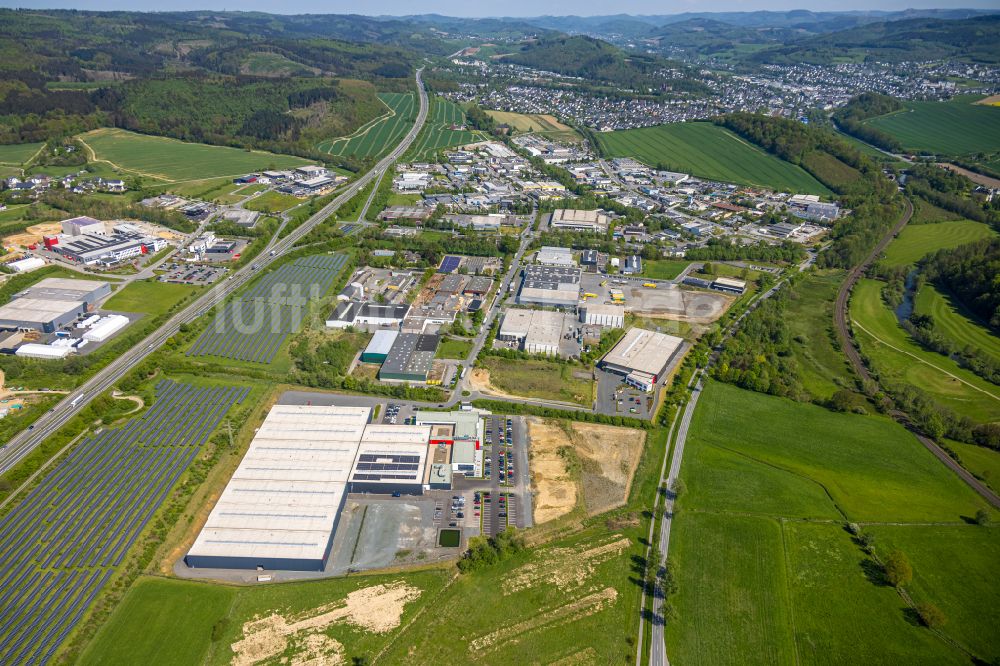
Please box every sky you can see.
[3,0,999,16]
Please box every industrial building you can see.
[326,302,409,329]
[5,257,45,273]
[579,303,625,328]
[0,278,111,333]
[600,328,685,392]
[185,405,372,572]
[46,231,165,266]
[379,333,439,382]
[348,425,432,495]
[361,330,399,363]
[711,277,747,295]
[61,216,106,236]
[623,255,643,275]
[536,246,575,267]
[15,343,74,359]
[516,265,581,308]
[82,315,129,342]
[498,308,563,356]
[548,208,609,233]
[185,402,444,572]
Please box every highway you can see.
[0,68,429,476]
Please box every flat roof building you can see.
[498,309,563,356]
[361,329,399,363]
[549,208,609,233]
[18,277,111,306]
[517,265,581,308]
[600,327,685,385]
[711,276,746,295]
[327,302,409,329]
[579,303,625,328]
[0,298,86,333]
[536,246,576,267]
[185,405,371,572]
[349,425,431,495]
[379,333,439,382]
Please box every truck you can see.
[643,283,657,288]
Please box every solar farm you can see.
[187,253,349,364]
[407,97,482,161]
[316,93,416,159]
[0,380,247,665]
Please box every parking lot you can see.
[158,262,226,285]
[595,368,658,419]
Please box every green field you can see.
[244,190,304,213]
[79,128,310,182]
[640,259,690,280]
[668,380,996,665]
[866,97,1000,157]
[948,439,1000,494]
[911,197,964,224]
[480,356,593,406]
[785,269,854,400]
[407,97,482,161]
[317,92,416,159]
[0,142,44,165]
[485,110,581,142]
[597,122,832,195]
[104,280,196,316]
[880,219,996,267]
[436,336,474,359]
[915,284,1000,365]
[850,278,1000,422]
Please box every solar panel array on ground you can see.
[439,255,461,274]
[187,253,348,364]
[0,380,246,665]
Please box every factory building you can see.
[379,333,439,382]
[579,303,625,328]
[348,425,432,495]
[361,330,399,363]
[711,277,747,295]
[600,328,685,392]
[61,216,106,236]
[498,309,563,356]
[185,405,371,572]
[0,278,111,333]
[535,246,576,267]
[326,302,409,329]
[548,208,609,233]
[186,403,442,572]
[516,265,581,308]
[47,231,165,266]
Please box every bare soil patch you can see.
[527,419,579,524]
[231,581,420,666]
[502,534,631,595]
[974,94,1000,106]
[5,222,61,248]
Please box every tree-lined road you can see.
[0,69,429,476]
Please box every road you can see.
[0,68,429,475]
[832,198,1000,509]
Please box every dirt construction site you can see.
[580,273,733,324]
[527,418,647,523]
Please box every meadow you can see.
[317,92,416,160]
[407,97,482,162]
[914,284,1000,365]
[79,128,309,182]
[597,122,832,195]
[436,337,474,359]
[244,190,304,213]
[850,278,1000,422]
[866,97,1000,156]
[640,259,690,280]
[667,380,996,665]
[0,141,44,165]
[947,439,1000,494]
[104,280,198,316]
[879,219,996,267]
[480,356,593,406]
[785,269,854,400]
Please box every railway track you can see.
[833,197,1000,509]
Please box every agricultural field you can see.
[474,357,594,407]
[244,191,303,213]
[104,280,197,316]
[914,284,1000,365]
[436,337,473,359]
[640,259,690,280]
[865,96,1000,157]
[668,380,995,665]
[597,122,832,195]
[407,97,482,162]
[187,253,349,364]
[486,110,581,141]
[0,141,44,166]
[850,278,1000,422]
[317,92,416,160]
[879,219,996,267]
[78,128,309,182]
[0,381,248,665]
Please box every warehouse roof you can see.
[414,410,480,441]
[364,329,399,356]
[351,425,430,484]
[380,333,439,379]
[0,298,84,325]
[601,327,684,378]
[18,277,109,303]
